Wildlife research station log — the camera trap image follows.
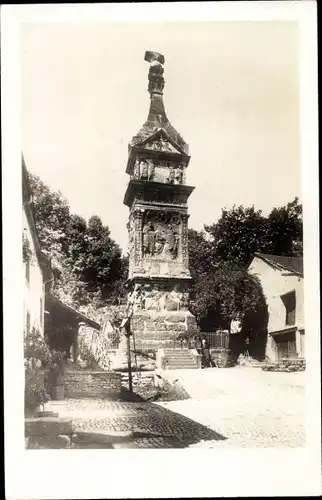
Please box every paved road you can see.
[49,398,226,447]
[47,367,305,448]
[158,367,306,447]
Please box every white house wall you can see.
[23,209,45,336]
[248,256,304,361]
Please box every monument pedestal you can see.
[131,309,197,352]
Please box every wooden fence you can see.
[202,331,230,349]
[171,331,230,349]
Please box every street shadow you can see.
[108,398,228,447]
[146,402,228,446]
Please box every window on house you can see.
[281,291,296,326]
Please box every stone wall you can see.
[131,310,198,351]
[262,357,306,372]
[64,370,122,399]
[210,348,236,368]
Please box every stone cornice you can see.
[123,179,195,207]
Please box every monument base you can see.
[131,309,198,352]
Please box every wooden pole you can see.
[121,313,133,393]
[132,329,139,378]
[126,332,133,393]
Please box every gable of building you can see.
[253,252,303,276]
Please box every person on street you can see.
[201,337,212,368]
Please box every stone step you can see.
[163,350,190,353]
[167,363,197,367]
[166,359,196,361]
[166,357,196,362]
[166,356,196,360]
[167,366,198,370]
[166,357,194,362]
[166,358,196,362]
[167,367,197,370]
[166,353,194,357]
[165,359,195,363]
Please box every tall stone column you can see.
[123,50,198,352]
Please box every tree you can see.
[27,171,128,307]
[77,215,127,304]
[28,173,70,268]
[192,261,266,329]
[204,198,303,266]
[205,205,269,266]
[188,229,216,281]
[266,197,303,256]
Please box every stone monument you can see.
[123,50,198,352]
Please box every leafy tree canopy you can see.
[204,197,302,266]
[188,197,302,344]
[28,172,128,307]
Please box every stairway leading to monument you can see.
[163,348,199,370]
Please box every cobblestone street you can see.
[47,367,306,448]
[157,367,306,447]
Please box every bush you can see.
[24,329,66,412]
[154,380,190,401]
[25,368,49,411]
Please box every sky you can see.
[21,21,300,254]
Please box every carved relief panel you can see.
[134,187,187,206]
[127,281,191,313]
[144,134,180,154]
[132,156,186,185]
[141,211,182,261]
[180,214,189,267]
[130,208,144,266]
[127,219,135,269]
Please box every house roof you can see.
[253,252,303,276]
[46,293,101,331]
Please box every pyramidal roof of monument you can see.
[130,94,189,155]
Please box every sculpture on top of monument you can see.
[145,50,165,94]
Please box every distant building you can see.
[248,252,304,362]
[22,155,52,337]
